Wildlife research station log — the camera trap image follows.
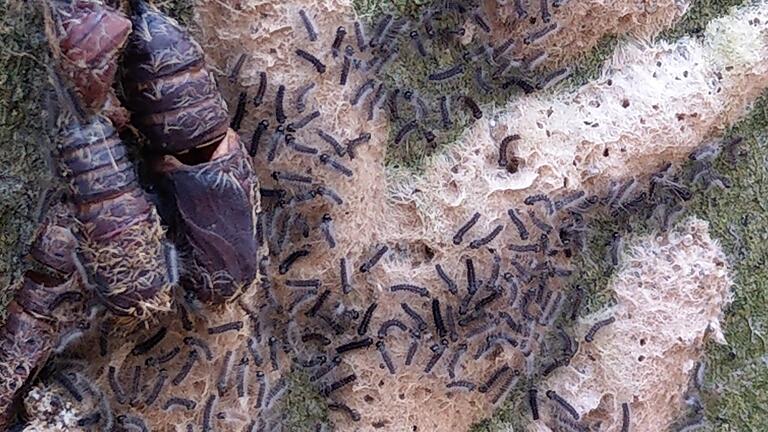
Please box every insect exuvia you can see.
[253,71,267,107]
[394,120,418,145]
[390,284,430,298]
[351,79,375,106]
[335,337,373,354]
[358,302,378,336]
[172,350,199,386]
[278,249,310,274]
[525,22,558,45]
[453,212,481,245]
[298,9,318,41]
[207,321,244,335]
[295,49,327,74]
[331,26,347,57]
[429,64,465,81]
[463,96,483,119]
[216,350,233,396]
[321,373,357,396]
[319,153,354,177]
[546,390,580,420]
[470,224,504,249]
[230,91,248,131]
[405,340,419,366]
[359,245,388,273]
[585,316,616,342]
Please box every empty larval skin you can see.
[57,114,174,318]
[119,0,259,304]
[0,202,88,430]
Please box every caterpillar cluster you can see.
[13,0,738,430]
[241,0,571,166]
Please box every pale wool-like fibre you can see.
[534,217,732,432]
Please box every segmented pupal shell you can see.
[120,0,229,154]
[154,130,259,304]
[47,0,132,113]
[0,202,86,430]
[57,115,174,318]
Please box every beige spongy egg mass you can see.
[539,217,732,432]
[398,1,768,245]
[481,0,690,69]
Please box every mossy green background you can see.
[0,1,765,431]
